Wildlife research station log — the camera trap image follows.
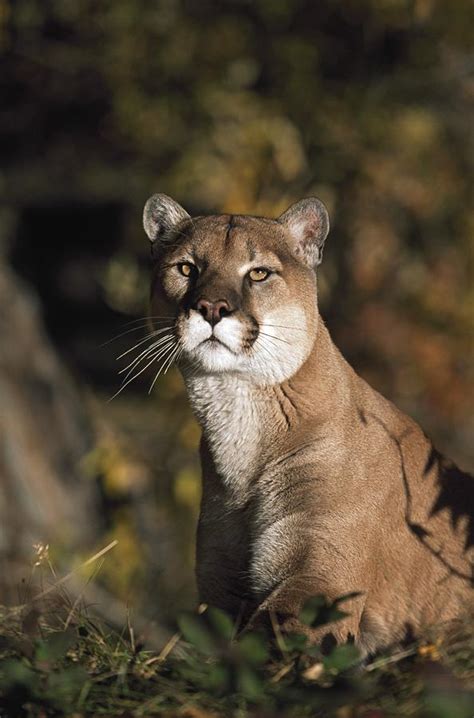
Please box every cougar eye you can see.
[178,262,197,278]
[249,267,270,282]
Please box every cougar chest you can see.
[185,374,263,486]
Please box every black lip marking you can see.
[198,335,225,348]
[198,335,240,356]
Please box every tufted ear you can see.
[143,193,190,244]
[278,197,330,267]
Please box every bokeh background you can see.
[0,0,472,631]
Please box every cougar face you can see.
[145,196,329,385]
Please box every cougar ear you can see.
[278,197,330,267]
[143,193,190,243]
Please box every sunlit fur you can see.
[144,197,473,659]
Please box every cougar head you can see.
[143,194,329,385]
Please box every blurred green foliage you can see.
[0,0,473,616]
[1,598,473,717]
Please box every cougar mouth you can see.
[199,333,240,355]
[202,334,225,349]
[174,298,313,382]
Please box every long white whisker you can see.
[118,334,172,373]
[256,334,286,356]
[162,344,182,375]
[252,344,274,383]
[121,315,174,326]
[101,324,153,346]
[260,323,306,333]
[116,334,160,363]
[101,318,174,346]
[109,348,172,402]
[116,327,173,361]
[148,365,165,395]
[148,343,182,394]
[172,346,185,377]
[255,337,276,363]
[258,331,291,346]
[156,341,179,371]
[147,343,179,393]
[119,337,174,380]
[145,340,177,368]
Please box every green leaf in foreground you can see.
[237,632,269,666]
[0,601,472,717]
[0,658,39,693]
[323,643,360,673]
[178,612,217,656]
[46,666,89,709]
[34,629,76,666]
[424,690,474,718]
[237,664,264,701]
[206,606,235,640]
[299,595,347,628]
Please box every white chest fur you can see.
[184,374,264,488]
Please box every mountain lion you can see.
[143,193,473,655]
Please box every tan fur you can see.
[144,196,473,655]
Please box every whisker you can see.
[144,340,177,367]
[102,322,166,346]
[163,344,182,374]
[148,343,182,394]
[118,315,174,327]
[148,343,179,394]
[260,324,307,333]
[101,325,152,346]
[109,346,174,401]
[253,348,275,384]
[148,371,161,395]
[255,338,275,362]
[257,339,279,354]
[258,331,292,346]
[146,316,177,325]
[101,316,175,347]
[116,327,173,360]
[119,337,174,380]
[262,337,282,358]
[119,336,176,379]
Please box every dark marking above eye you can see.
[224,215,236,246]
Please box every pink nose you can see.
[196,299,231,325]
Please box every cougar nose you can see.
[195,298,231,326]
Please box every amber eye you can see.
[178,262,196,278]
[249,267,270,282]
